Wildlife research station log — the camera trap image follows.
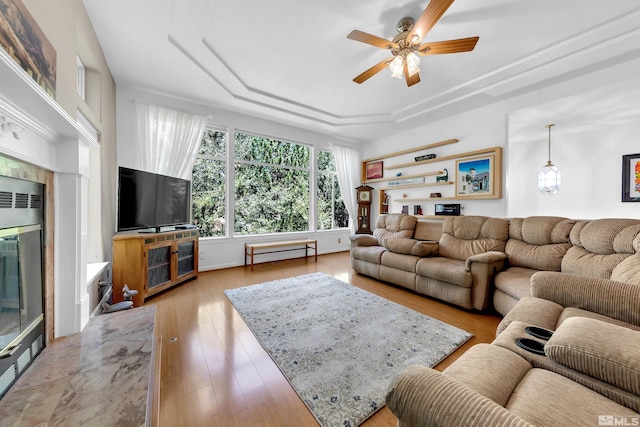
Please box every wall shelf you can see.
[385,146,501,170]
[362,138,458,164]
[364,170,443,184]
[366,143,502,215]
[381,181,453,191]
[395,197,458,202]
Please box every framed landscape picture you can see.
[622,153,640,202]
[0,0,57,97]
[365,161,383,179]
[456,155,497,198]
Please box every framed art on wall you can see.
[456,155,497,198]
[365,161,383,179]
[0,0,57,97]
[622,153,640,202]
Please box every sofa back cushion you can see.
[505,216,575,271]
[413,221,443,241]
[438,216,509,261]
[373,214,417,244]
[562,218,640,279]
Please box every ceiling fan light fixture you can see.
[389,56,404,79]
[406,52,420,76]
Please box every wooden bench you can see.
[244,239,318,271]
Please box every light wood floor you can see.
[147,251,502,426]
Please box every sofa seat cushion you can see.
[495,266,537,300]
[352,245,386,264]
[545,317,640,395]
[505,369,638,426]
[416,257,472,288]
[380,251,420,273]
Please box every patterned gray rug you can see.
[224,272,472,427]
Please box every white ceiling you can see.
[82,0,640,144]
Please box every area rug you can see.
[224,272,472,427]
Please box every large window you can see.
[192,128,348,237]
[192,129,226,237]
[317,149,348,230]
[234,132,310,235]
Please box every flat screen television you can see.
[117,167,191,232]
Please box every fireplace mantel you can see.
[0,48,100,338]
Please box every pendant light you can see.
[537,124,561,194]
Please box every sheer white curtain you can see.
[136,102,206,179]
[332,144,361,233]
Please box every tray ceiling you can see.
[83,0,640,143]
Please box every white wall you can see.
[116,85,357,270]
[507,79,640,219]
[367,57,640,220]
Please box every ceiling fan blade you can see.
[404,61,421,87]
[353,58,393,84]
[347,30,398,50]
[418,36,479,55]
[407,0,455,44]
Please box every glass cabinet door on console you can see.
[146,243,173,290]
[176,240,195,278]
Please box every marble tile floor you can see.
[0,306,156,427]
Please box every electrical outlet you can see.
[338,238,342,244]
[199,252,205,260]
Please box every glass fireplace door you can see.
[0,225,44,356]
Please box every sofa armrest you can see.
[465,251,508,270]
[349,234,378,248]
[531,271,640,327]
[497,296,564,336]
[465,251,508,310]
[386,365,534,427]
[545,317,640,395]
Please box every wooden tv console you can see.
[112,229,199,306]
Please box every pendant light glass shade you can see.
[537,124,561,194]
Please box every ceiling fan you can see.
[347,0,479,87]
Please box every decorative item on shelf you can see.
[415,153,436,162]
[430,192,442,198]
[366,161,383,179]
[401,205,409,214]
[621,153,640,202]
[389,177,424,186]
[355,184,374,234]
[436,168,449,183]
[537,124,561,194]
[396,172,402,176]
[402,194,408,198]
[413,205,423,215]
[435,203,461,216]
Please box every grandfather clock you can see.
[355,184,374,234]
